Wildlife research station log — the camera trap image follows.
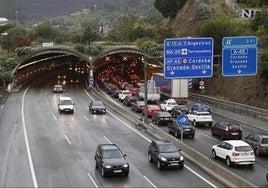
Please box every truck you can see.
[137,80,161,101]
[151,73,189,104]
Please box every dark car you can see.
[53,84,63,93]
[89,100,106,114]
[243,133,268,156]
[111,89,122,98]
[95,144,129,177]
[191,103,211,112]
[123,95,138,106]
[211,121,242,140]
[131,101,145,113]
[148,139,184,170]
[152,111,173,126]
[171,105,190,118]
[168,120,195,138]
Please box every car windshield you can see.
[103,150,123,159]
[61,100,72,105]
[235,146,252,152]
[262,138,268,144]
[94,101,103,106]
[229,124,240,129]
[159,144,177,153]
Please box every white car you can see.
[160,99,178,112]
[211,140,255,167]
[186,111,213,127]
[118,90,131,102]
[58,96,74,114]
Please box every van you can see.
[58,96,74,114]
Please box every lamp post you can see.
[142,56,148,124]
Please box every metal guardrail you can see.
[89,87,257,187]
[189,93,268,121]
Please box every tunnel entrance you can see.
[11,47,162,90]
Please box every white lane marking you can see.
[22,86,38,188]
[83,115,90,121]
[52,114,57,121]
[143,176,157,188]
[185,165,217,188]
[87,173,98,188]
[84,88,217,187]
[104,136,113,144]
[64,134,72,145]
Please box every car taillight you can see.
[225,126,229,131]
[250,152,255,156]
[160,118,164,120]
[192,127,195,130]
[232,152,240,157]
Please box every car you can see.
[186,111,213,127]
[131,101,145,113]
[211,140,255,167]
[118,90,132,102]
[148,139,184,170]
[89,100,106,114]
[94,144,129,177]
[58,96,74,114]
[160,99,178,112]
[243,133,268,156]
[211,121,242,140]
[171,105,190,118]
[152,111,173,126]
[111,89,122,98]
[129,87,139,96]
[122,95,138,106]
[53,84,63,93]
[141,104,161,118]
[168,119,195,138]
[191,103,211,112]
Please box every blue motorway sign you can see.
[164,37,214,79]
[177,114,188,126]
[222,36,258,47]
[222,36,258,77]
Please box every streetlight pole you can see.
[142,56,148,124]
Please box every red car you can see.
[141,104,161,117]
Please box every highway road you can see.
[102,84,268,187]
[0,80,224,187]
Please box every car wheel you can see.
[168,127,171,134]
[124,171,129,177]
[212,149,217,159]
[157,160,162,170]
[226,156,232,167]
[266,172,268,182]
[255,148,260,156]
[101,167,106,177]
[95,160,98,169]
[148,152,153,162]
[178,163,184,169]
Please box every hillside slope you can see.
[170,0,268,109]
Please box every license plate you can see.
[240,153,249,156]
[164,118,170,120]
[170,163,178,166]
[232,133,238,135]
[114,170,122,173]
[184,129,190,131]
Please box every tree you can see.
[33,22,57,42]
[81,25,99,53]
[154,0,186,18]
[0,26,31,52]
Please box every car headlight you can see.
[104,165,112,168]
[160,156,167,161]
[180,155,184,161]
[123,164,129,168]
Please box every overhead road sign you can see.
[222,36,258,47]
[222,36,258,77]
[164,37,214,79]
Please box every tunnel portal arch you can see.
[11,47,162,89]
